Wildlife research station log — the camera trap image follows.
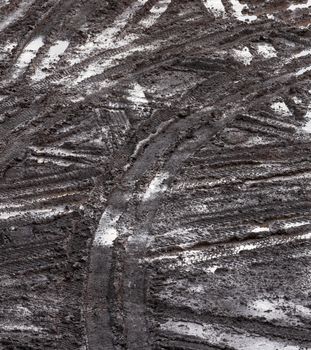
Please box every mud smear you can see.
[0,0,311,349]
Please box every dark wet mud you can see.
[0,0,311,349]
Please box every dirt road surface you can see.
[0,1,311,349]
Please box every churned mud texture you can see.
[0,0,311,349]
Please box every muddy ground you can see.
[0,0,311,349]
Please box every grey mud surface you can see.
[0,0,311,349]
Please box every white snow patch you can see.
[247,172,311,184]
[232,47,253,65]
[139,0,172,28]
[12,36,44,79]
[303,119,311,133]
[247,299,301,326]
[0,41,16,59]
[70,96,85,103]
[257,43,277,59]
[143,172,169,201]
[148,231,311,265]
[29,155,87,168]
[1,323,41,332]
[161,319,301,350]
[288,0,311,10]
[0,0,35,32]
[128,82,148,106]
[302,105,311,133]
[49,40,69,58]
[73,43,156,85]
[292,96,302,104]
[202,0,226,17]
[94,208,121,247]
[0,206,71,221]
[0,44,13,62]
[4,41,16,51]
[32,40,69,81]
[30,146,90,159]
[271,101,291,116]
[267,14,275,20]
[251,226,270,233]
[204,265,220,273]
[229,0,257,22]
[247,298,311,327]
[69,0,148,65]
[233,242,259,254]
[296,66,311,76]
[74,60,111,83]
[284,221,310,229]
[244,135,271,147]
[293,48,311,59]
[250,299,288,322]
